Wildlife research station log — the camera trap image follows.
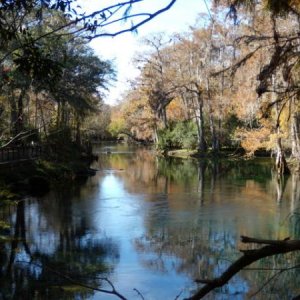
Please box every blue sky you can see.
[81,0,209,104]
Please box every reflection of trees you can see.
[0,182,120,299]
[85,147,300,298]
[190,236,300,300]
[134,221,246,298]
[291,173,300,214]
[135,218,300,299]
[242,251,300,299]
[131,157,300,298]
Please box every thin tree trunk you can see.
[206,79,219,153]
[195,95,206,153]
[16,89,26,135]
[273,75,289,175]
[56,101,61,127]
[153,124,159,144]
[37,96,47,137]
[275,135,289,175]
[10,96,18,136]
[291,98,300,161]
[291,172,300,214]
[75,116,81,146]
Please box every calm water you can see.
[1,143,300,299]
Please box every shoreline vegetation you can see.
[0,143,97,204]
[1,139,297,206]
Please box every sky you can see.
[81,0,209,105]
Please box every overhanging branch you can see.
[187,236,300,300]
[90,0,177,38]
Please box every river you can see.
[1,143,300,299]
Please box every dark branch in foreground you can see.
[16,261,128,300]
[0,1,177,63]
[186,236,300,300]
[90,0,177,38]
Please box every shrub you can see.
[157,121,198,150]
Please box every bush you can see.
[157,121,198,150]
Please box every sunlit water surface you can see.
[1,143,300,300]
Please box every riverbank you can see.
[158,147,247,159]
[0,145,97,203]
[1,143,297,300]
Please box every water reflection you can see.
[1,143,300,299]
[92,145,300,299]
[0,186,119,299]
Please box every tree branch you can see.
[187,236,300,300]
[91,0,177,38]
[0,0,177,63]
[16,260,128,300]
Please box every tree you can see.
[135,35,178,133]
[0,0,180,147]
[0,0,178,59]
[187,235,300,300]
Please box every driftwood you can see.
[186,236,300,300]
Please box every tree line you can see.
[109,0,300,174]
[0,0,178,152]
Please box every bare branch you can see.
[0,0,177,63]
[250,263,300,298]
[16,261,128,300]
[91,0,177,38]
[133,288,145,300]
[187,236,300,300]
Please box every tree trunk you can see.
[273,75,289,174]
[16,89,26,135]
[195,95,206,153]
[56,101,61,127]
[291,101,300,160]
[153,124,159,144]
[157,104,168,129]
[37,95,47,137]
[291,172,300,214]
[10,96,18,136]
[75,117,81,146]
[180,93,190,120]
[161,106,168,129]
[275,136,289,175]
[206,79,219,153]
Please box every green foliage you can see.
[157,157,199,185]
[13,45,63,83]
[157,121,198,150]
[0,180,17,203]
[223,113,244,146]
[108,118,126,138]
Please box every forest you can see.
[109,0,300,175]
[1,1,300,300]
[1,0,300,173]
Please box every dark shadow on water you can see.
[0,182,120,300]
